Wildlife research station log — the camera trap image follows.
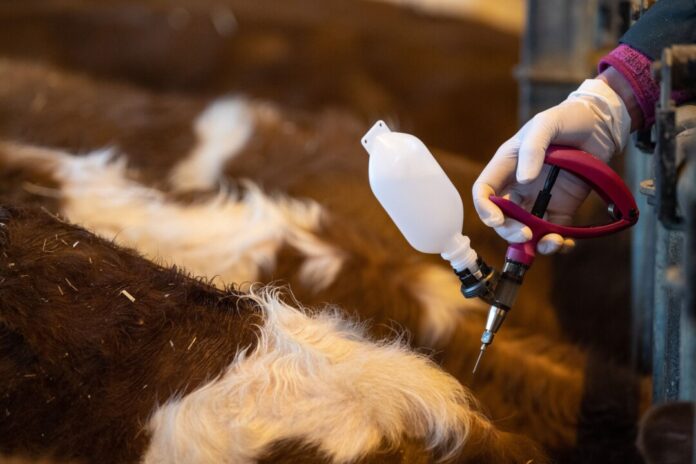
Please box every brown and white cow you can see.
[0,205,547,463]
[0,0,519,157]
[0,60,649,461]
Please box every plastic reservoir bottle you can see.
[361,120,479,274]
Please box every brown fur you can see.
[258,425,550,464]
[0,59,205,189]
[0,0,228,90]
[229,99,562,339]
[0,60,646,460]
[0,141,646,462]
[0,60,562,339]
[0,0,519,157]
[0,205,548,463]
[0,205,261,462]
[0,457,79,464]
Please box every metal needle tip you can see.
[472,344,487,374]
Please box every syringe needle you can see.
[472,344,487,374]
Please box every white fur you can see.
[143,289,476,463]
[1,143,344,290]
[410,264,487,345]
[169,97,254,192]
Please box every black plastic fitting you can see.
[454,257,498,305]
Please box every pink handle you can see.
[489,146,639,266]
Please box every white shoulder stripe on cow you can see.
[143,288,476,464]
[0,141,344,291]
[169,96,255,192]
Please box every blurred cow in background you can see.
[0,0,519,157]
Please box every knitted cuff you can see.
[599,44,659,128]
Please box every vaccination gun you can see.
[362,121,639,373]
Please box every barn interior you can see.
[0,1,694,463]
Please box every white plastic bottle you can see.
[361,120,480,274]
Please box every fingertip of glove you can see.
[502,227,532,243]
[515,158,542,185]
[481,212,504,228]
[516,172,536,185]
[516,154,544,184]
[537,241,560,255]
[537,234,564,255]
[560,239,576,254]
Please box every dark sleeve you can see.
[620,0,696,60]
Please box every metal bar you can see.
[660,48,673,110]
[622,0,654,376]
[654,48,683,229]
[627,141,655,374]
[646,48,696,402]
[676,106,696,402]
[683,135,696,464]
[652,224,683,401]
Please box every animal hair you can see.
[0,205,547,463]
[0,60,649,460]
[0,133,649,460]
[0,141,345,290]
[169,96,255,192]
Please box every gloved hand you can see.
[472,78,632,254]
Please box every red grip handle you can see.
[489,146,639,265]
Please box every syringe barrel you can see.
[491,259,528,311]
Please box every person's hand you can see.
[472,78,632,254]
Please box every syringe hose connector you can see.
[454,257,498,304]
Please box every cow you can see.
[0,58,649,462]
[0,204,547,463]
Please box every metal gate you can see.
[520,0,696,460]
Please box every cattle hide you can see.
[0,0,519,156]
[0,205,547,464]
[0,61,648,460]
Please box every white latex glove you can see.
[473,79,631,254]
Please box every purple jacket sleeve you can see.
[599,44,694,129]
[598,44,660,128]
